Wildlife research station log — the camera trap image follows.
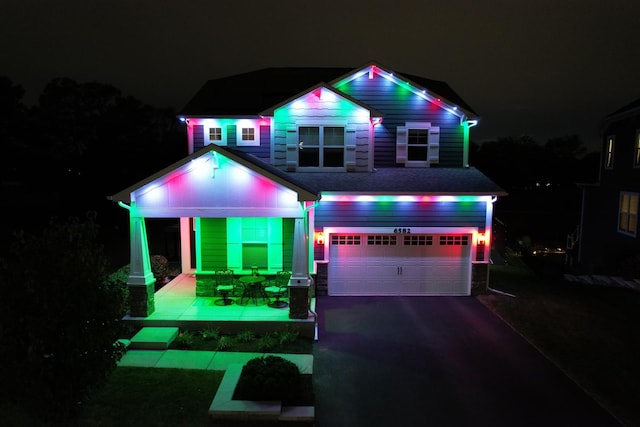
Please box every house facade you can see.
[109,62,507,318]
[576,98,640,276]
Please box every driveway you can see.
[312,296,621,427]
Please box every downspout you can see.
[463,119,478,168]
[303,199,320,326]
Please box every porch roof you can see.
[287,167,508,196]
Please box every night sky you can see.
[3,0,640,152]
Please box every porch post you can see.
[127,213,156,317]
[289,217,310,319]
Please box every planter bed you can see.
[209,363,314,424]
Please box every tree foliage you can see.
[0,213,129,423]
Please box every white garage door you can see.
[328,233,472,296]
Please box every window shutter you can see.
[427,127,440,164]
[346,126,356,171]
[396,126,408,163]
[286,125,298,171]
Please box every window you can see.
[209,127,222,141]
[331,235,361,245]
[367,235,397,245]
[206,125,226,146]
[404,235,433,246]
[396,123,440,167]
[635,131,640,168]
[619,192,638,236]
[439,235,469,246]
[237,125,259,146]
[298,126,345,168]
[408,129,429,161]
[605,136,614,169]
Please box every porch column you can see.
[289,217,310,319]
[127,214,156,317]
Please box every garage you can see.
[327,233,472,296]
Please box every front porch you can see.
[123,273,318,340]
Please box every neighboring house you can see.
[576,98,640,276]
[108,62,507,318]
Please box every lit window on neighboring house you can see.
[634,131,640,168]
[605,136,614,169]
[619,192,638,236]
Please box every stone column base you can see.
[128,283,155,317]
[471,263,489,295]
[288,284,310,319]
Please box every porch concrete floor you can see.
[124,273,316,323]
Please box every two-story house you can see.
[576,98,640,277]
[108,62,507,319]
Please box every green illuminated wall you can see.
[196,217,294,273]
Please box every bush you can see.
[150,255,169,289]
[233,356,301,402]
[174,331,195,349]
[216,335,233,351]
[235,330,256,343]
[257,334,278,352]
[0,214,129,423]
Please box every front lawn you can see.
[79,367,222,427]
[479,250,640,427]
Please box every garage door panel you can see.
[328,233,471,296]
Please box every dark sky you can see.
[3,0,640,152]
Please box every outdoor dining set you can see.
[213,267,291,308]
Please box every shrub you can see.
[200,327,220,341]
[150,254,169,289]
[174,331,195,349]
[257,334,278,352]
[236,330,256,343]
[0,214,129,423]
[276,328,299,346]
[216,335,233,351]
[233,356,301,402]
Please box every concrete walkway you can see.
[118,349,313,373]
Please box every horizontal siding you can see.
[191,123,271,162]
[272,88,372,171]
[282,218,294,270]
[338,73,464,168]
[194,125,205,151]
[314,201,487,228]
[200,218,227,271]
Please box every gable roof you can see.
[259,82,384,118]
[178,62,477,118]
[108,145,320,203]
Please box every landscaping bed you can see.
[169,327,313,354]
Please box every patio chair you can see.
[264,270,291,308]
[214,269,236,305]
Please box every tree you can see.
[0,76,28,182]
[0,212,129,423]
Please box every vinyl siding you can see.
[282,218,294,270]
[272,88,372,171]
[336,72,464,168]
[192,123,271,161]
[199,218,227,271]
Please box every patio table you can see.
[238,275,267,305]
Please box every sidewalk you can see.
[118,349,313,373]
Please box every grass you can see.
[78,367,223,426]
[16,253,639,426]
[478,249,640,427]
[73,330,314,426]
